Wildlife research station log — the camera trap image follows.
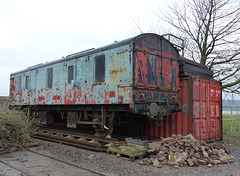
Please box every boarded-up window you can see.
[17,75,22,93]
[68,65,74,84]
[95,55,105,83]
[46,67,53,88]
[25,76,29,89]
[147,54,157,85]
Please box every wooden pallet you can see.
[107,149,146,161]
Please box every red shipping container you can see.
[141,76,222,142]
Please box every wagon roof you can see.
[11,33,173,75]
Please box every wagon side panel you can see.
[75,44,133,106]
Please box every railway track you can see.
[27,149,107,176]
[0,149,106,176]
[34,127,118,151]
[0,159,30,176]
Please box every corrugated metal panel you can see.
[141,76,222,142]
[192,78,222,142]
[140,78,191,138]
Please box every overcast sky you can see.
[0,0,171,96]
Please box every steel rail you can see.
[33,127,118,151]
[36,127,117,143]
[27,149,107,176]
[0,159,32,176]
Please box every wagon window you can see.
[25,75,29,89]
[147,55,157,85]
[17,75,22,93]
[46,67,53,88]
[68,65,74,84]
[95,55,105,83]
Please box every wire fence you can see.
[222,106,240,134]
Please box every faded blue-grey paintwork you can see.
[10,38,134,107]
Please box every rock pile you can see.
[140,134,234,168]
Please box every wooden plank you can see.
[76,121,101,125]
[223,118,240,121]
[223,106,240,108]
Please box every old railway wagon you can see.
[10,33,184,137]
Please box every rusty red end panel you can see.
[134,35,179,90]
[133,34,180,116]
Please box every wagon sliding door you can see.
[23,71,31,105]
[65,61,76,104]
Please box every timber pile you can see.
[140,134,234,168]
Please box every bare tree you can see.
[158,0,240,93]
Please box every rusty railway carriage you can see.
[9,33,222,141]
[10,33,183,137]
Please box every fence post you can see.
[230,106,233,132]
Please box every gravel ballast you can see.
[28,139,240,176]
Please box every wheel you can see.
[95,113,115,137]
[121,121,140,135]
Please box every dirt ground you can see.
[0,149,98,176]
[0,139,240,176]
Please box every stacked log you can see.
[140,134,234,168]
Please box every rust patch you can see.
[109,67,127,85]
[65,86,75,104]
[110,67,127,74]
[117,49,128,55]
[53,95,61,101]
[109,53,115,60]
[76,87,84,103]
[109,91,115,98]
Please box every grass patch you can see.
[223,114,240,119]
[223,120,240,133]
[223,115,240,146]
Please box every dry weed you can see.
[0,102,36,152]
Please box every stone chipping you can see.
[141,134,235,168]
